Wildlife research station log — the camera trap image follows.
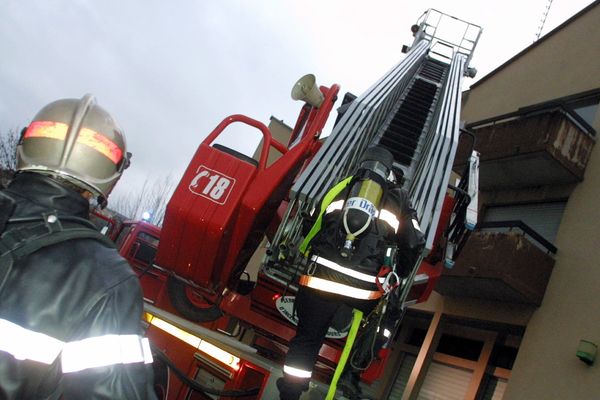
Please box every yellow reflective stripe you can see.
[61,334,153,373]
[378,209,400,233]
[145,313,201,348]
[300,176,353,254]
[284,365,312,378]
[299,275,382,300]
[199,340,239,368]
[0,318,64,364]
[145,313,240,370]
[311,256,384,283]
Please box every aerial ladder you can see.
[126,9,482,399]
[263,8,481,330]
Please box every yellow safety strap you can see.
[325,308,363,400]
[299,176,353,255]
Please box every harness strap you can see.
[299,176,353,255]
[0,213,114,290]
[0,192,15,234]
[376,266,400,294]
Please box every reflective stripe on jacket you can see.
[298,178,423,300]
[0,173,156,400]
[0,318,152,372]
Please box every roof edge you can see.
[469,0,600,90]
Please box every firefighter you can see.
[277,146,425,400]
[0,95,156,399]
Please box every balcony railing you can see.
[435,220,556,305]
[454,105,595,190]
[477,220,557,254]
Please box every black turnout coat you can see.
[0,173,155,400]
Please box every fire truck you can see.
[89,207,128,241]
[104,9,482,399]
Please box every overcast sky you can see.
[0,0,595,201]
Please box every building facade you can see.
[363,2,600,399]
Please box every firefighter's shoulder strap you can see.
[299,176,353,255]
[0,215,115,260]
[0,191,115,286]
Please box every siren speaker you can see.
[291,73,324,108]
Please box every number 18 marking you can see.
[189,166,236,205]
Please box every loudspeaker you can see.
[291,73,324,108]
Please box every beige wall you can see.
[505,142,600,398]
[252,116,293,167]
[457,4,600,399]
[462,4,600,124]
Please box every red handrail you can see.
[201,114,287,170]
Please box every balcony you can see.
[454,105,595,190]
[435,221,556,305]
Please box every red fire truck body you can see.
[112,211,448,399]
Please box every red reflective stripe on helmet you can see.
[77,127,123,164]
[25,120,68,140]
[25,121,123,164]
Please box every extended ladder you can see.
[265,10,482,294]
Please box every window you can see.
[489,344,518,370]
[480,376,508,400]
[131,242,157,265]
[572,101,599,127]
[386,354,417,399]
[436,334,483,361]
[407,328,427,347]
[129,231,159,266]
[138,231,160,247]
[381,312,522,400]
[115,225,133,250]
[568,95,599,128]
[513,89,599,136]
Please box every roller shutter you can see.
[483,201,566,243]
[417,361,472,400]
[388,354,417,399]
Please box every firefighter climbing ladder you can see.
[267,10,482,305]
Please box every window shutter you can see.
[417,361,472,400]
[481,377,508,400]
[483,201,566,243]
[388,354,417,399]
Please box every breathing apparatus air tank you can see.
[340,146,395,258]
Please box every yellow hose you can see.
[325,309,363,400]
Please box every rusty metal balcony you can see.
[435,221,556,305]
[455,105,595,190]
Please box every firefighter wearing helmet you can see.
[15,94,130,207]
[0,95,156,399]
[278,146,425,400]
